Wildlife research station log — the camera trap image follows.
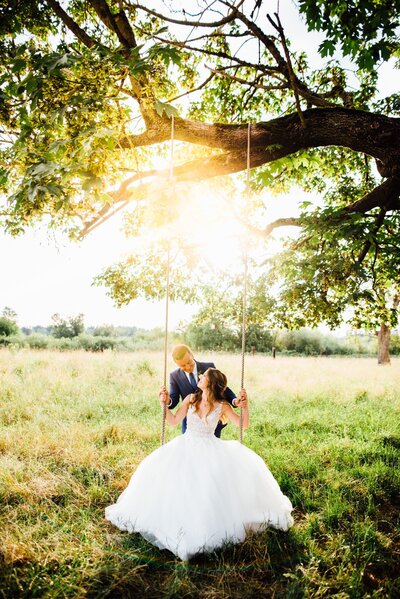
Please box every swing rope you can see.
[239,123,251,444]
[161,115,174,446]
[161,117,250,445]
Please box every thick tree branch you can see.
[112,109,400,238]
[45,0,98,48]
[114,9,137,47]
[345,177,400,214]
[88,0,136,48]
[120,108,400,174]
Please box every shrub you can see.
[87,337,117,352]
[390,333,400,355]
[25,335,49,349]
[0,317,19,337]
[0,334,26,348]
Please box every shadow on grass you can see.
[85,528,307,599]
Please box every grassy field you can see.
[0,349,399,598]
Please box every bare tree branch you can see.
[267,13,306,128]
[80,200,130,238]
[263,217,301,236]
[236,215,301,240]
[130,26,266,73]
[168,73,216,102]
[181,30,252,44]
[207,66,288,90]
[131,2,336,109]
[214,3,336,108]
[130,2,238,28]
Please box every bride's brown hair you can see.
[190,368,227,418]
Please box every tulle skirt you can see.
[105,431,294,560]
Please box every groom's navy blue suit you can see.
[169,360,237,437]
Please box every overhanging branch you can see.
[120,108,400,167]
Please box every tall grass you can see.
[0,350,399,597]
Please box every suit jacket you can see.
[169,360,236,437]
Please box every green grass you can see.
[0,350,399,598]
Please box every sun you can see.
[172,182,249,274]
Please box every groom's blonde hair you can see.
[172,344,193,361]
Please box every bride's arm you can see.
[221,395,249,429]
[160,394,191,426]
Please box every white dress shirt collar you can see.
[185,362,198,383]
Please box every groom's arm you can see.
[168,371,181,410]
[223,385,237,407]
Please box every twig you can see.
[267,13,306,128]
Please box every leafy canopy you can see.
[0,0,400,331]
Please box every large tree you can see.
[1,0,400,358]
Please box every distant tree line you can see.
[1,307,400,356]
[183,320,394,356]
[0,308,178,352]
[20,315,138,338]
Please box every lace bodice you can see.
[186,403,223,437]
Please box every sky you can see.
[0,218,197,329]
[1,1,398,330]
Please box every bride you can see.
[105,368,294,560]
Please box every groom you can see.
[160,343,245,437]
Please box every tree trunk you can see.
[377,323,391,365]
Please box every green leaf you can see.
[25,76,40,95]
[154,99,179,118]
[29,162,57,177]
[0,169,8,187]
[11,58,27,73]
[319,39,336,57]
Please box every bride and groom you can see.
[105,344,294,560]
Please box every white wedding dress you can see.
[105,403,294,560]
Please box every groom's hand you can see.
[159,386,170,406]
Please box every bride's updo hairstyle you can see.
[191,368,227,418]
